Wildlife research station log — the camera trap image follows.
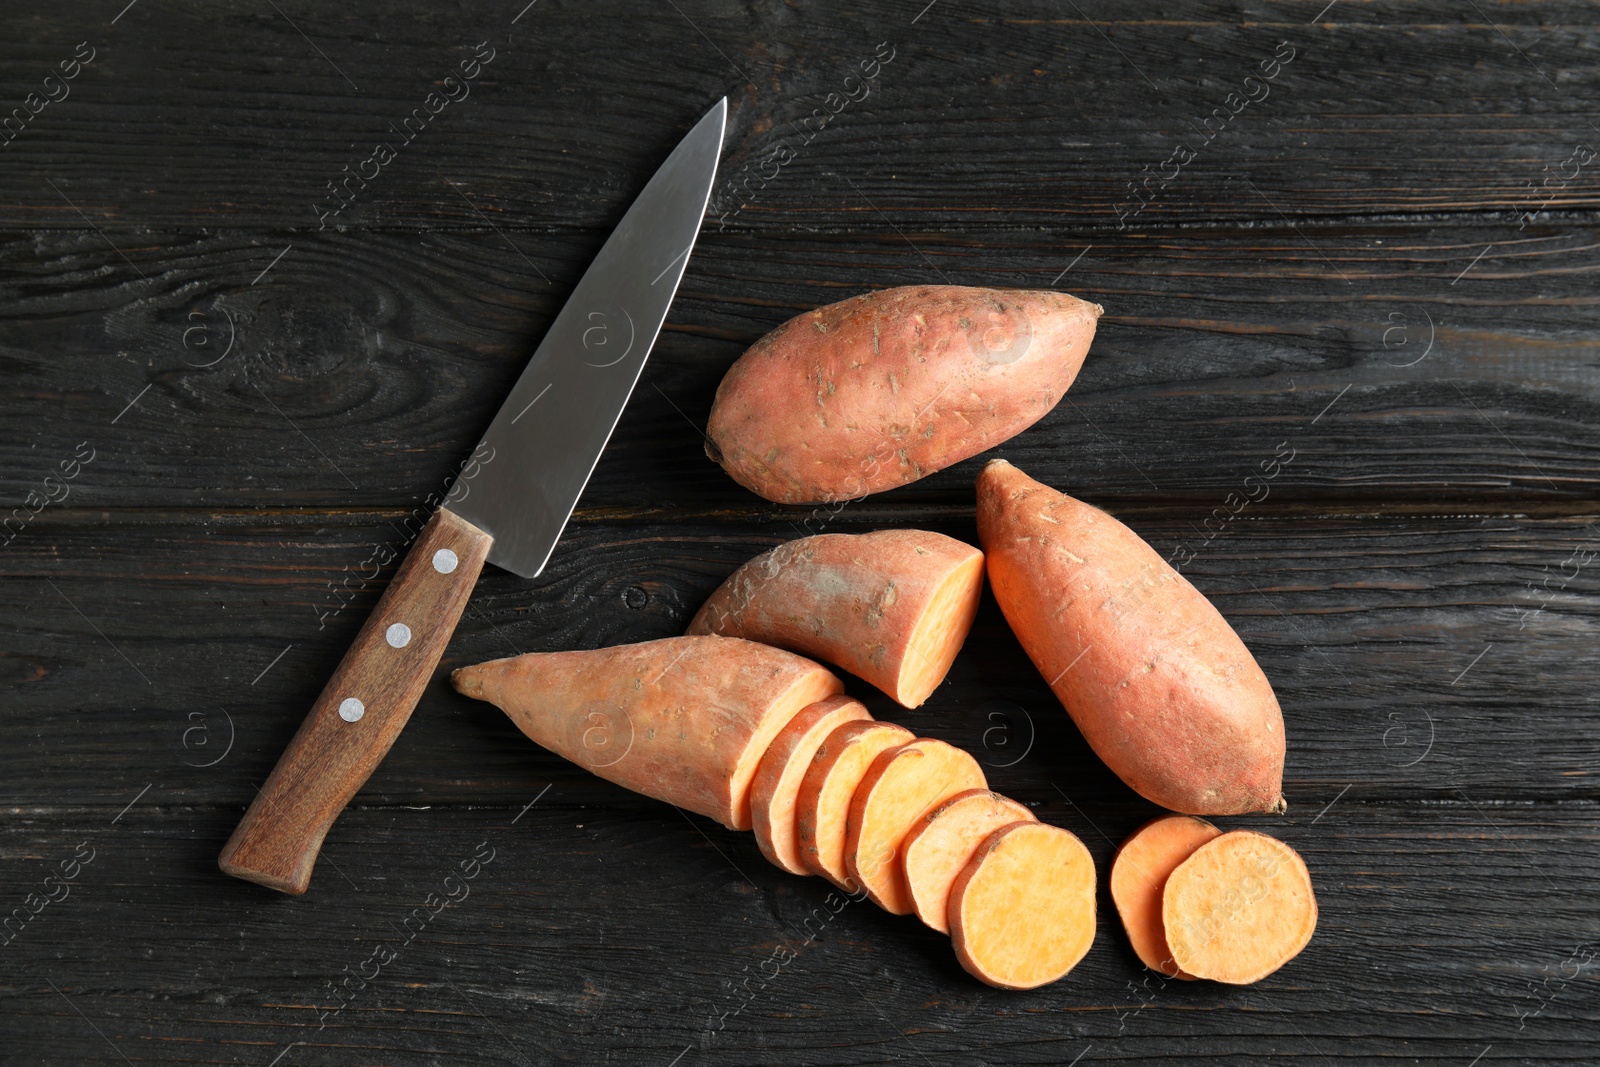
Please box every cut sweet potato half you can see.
[902,788,1036,933]
[1110,815,1222,979]
[844,738,987,914]
[795,720,915,888]
[688,529,985,707]
[750,695,872,875]
[1162,830,1317,984]
[949,822,1097,990]
[452,635,841,830]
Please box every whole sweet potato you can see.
[976,459,1286,815]
[706,285,1102,504]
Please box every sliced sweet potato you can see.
[902,788,1036,933]
[451,636,841,831]
[749,695,872,875]
[1110,815,1223,978]
[844,738,987,913]
[795,719,915,888]
[1162,830,1317,984]
[687,529,985,707]
[949,822,1097,990]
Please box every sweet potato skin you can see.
[451,636,842,830]
[976,459,1286,815]
[706,286,1102,504]
[686,529,984,707]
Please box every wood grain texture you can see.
[2,2,1599,231]
[218,506,492,894]
[0,226,1597,511]
[2,0,1598,1062]
[1,802,1595,1065]
[1,510,1596,808]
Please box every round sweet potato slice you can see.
[750,695,872,875]
[949,822,1097,990]
[902,789,1036,933]
[1162,830,1317,984]
[1109,814,1222,979]
[844,738,987,914]
[795,720,915,888]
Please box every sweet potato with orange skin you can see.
[949,822,1097,990]
[844,738,987,914]
[1111,815,1222,978]
[749,695,872,875]
[706,286,1103,504]
[1162,830,1317,984]
[687,529,985,707]
[976,459,1286,815]
[451,636,842,831]
[902,788,1036,933]
[795,719,914,888]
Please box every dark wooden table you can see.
[3,2,1597,1063]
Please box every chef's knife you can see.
[219,99,728,895]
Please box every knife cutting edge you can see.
[219,98,728,894]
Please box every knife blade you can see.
[219,98,728,895]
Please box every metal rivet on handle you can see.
[385,623,412,648]
[339,698,365,723]
[433,548,458,574]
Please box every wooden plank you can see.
[0,799,1593,1065]
[2,511,1596,809]
[1,226,1597,511]
[3,2,1598,231]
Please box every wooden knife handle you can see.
[219,507,493,894]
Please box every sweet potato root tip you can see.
[1162,830,1317,984]
[450,667,484,700]
[1110,815,1223,979]
[902,789,1036,933]
[844,738,988,914]
[687,529,984,708]
[795,720,916,888]
[976,458,1286,815]
[949,822,1097,990]
[451,636,842,831]
[750,695,872,876]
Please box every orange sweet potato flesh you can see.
[1163,830,1317,984]
[902,788,1036,933]
[795,719,915,888]
[1110,815,1223,979]
[706,285,1102,504]
[844,738,987,914]
[976,459,1286,815]
[687,529,985,707]
[949,822,1097,990]
[749,695,872,875]
[451,636,841,831]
